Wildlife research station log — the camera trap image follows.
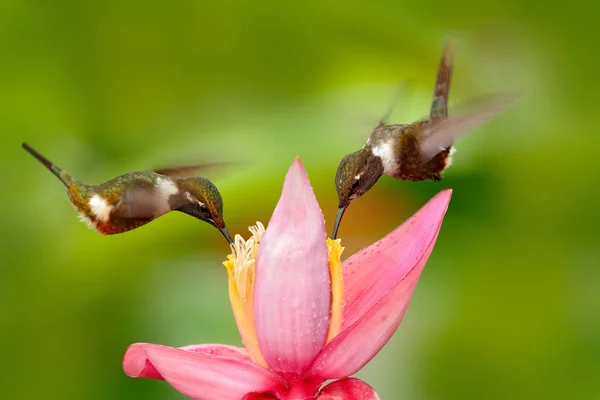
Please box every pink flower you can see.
[123,158,451,400]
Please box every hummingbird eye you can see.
[352,179,360,190]
[199,204,209,213]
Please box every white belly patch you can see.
[89,195,113,223]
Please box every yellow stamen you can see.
[222,223,267,367]
[326,238,344,344]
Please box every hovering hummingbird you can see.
[332,43,519,238]
[22,143,233,243]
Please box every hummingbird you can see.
[332,43,519,238]
[22,143,233,243]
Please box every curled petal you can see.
[317,378,380,400]
[254,158,331,377]
[123,343,286,400]
[341,189,452,329]
[125,343,252,380]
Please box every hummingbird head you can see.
[333,148,384,238]
[175,177,232,243]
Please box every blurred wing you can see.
[113,187,170,220]
[378,79,416,126]
[154,162,238,178]
[430,41,454,122]
[420,92,520,162]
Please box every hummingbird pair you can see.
[23,43,517,244]
[332,43,519,238]
[22,143,233,244]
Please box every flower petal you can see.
[341,189,452,329]
[307,191,451,379]
[254,158,331,377]
[308,262,425,378]
[123,343,286,400]
[180,344,252,360]
[124,343,253,380]
[317,378,380,400]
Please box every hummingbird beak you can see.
[219,226,233,244]
[332,205,348,239]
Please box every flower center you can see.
[223,223,345,369]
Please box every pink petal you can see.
[124,344,252,379]
[123,343,287,400]
[342,189,452,329]
[255,158,331,377]
[179,344,252,360]
[317,378,380,400]
[307,191,451,379]
[308,263,425,378]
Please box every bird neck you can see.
[364,135,398,177]
[166,183,190,211]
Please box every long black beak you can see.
[219,226,233,244]
[332,206,348,239]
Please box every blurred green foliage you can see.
[1,0,598,399]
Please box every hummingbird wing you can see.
[154,164,219,177]
[89,172,179,221]
[154,162,240,178]
[419,92,520,162]
[114,189,163,219]
[378,79,415,126]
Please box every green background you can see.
[1,1,598,399]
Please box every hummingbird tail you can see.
[22,143,72,187]
[430,41,454,122]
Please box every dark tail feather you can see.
[22,143,72,187]
[430,41,454,122]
